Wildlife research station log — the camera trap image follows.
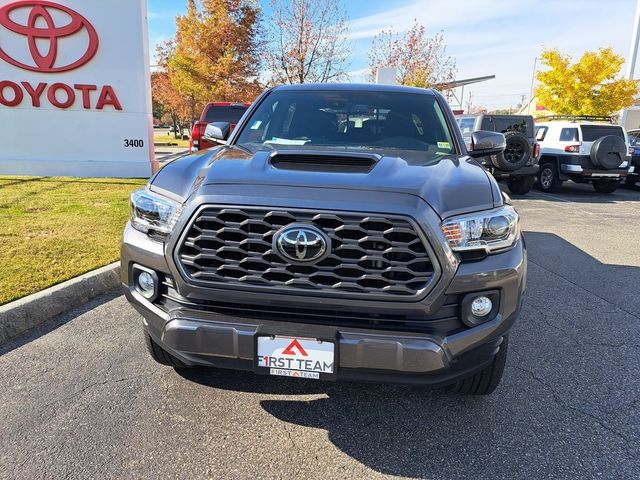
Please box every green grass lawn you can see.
[0,176,147,305]
[154,132,190,148]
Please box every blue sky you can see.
[147,0,638,109]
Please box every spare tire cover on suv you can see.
[491,131,531,171]
[590,135,626,170]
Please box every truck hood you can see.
[150,147,500,219]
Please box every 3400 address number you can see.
[124,139,145,148]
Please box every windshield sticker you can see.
[250,120,262,130]
[265,138,310,145]
[437,142,451,150]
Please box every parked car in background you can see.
[124,84,525,395]
[457,114,540,194]
[626,128,640,186]
[190,102,250,152]
[535,117,631,193]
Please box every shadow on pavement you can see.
[504,180,640,204]
[180,231,640,478]
[177,366,329,395]
[0,290,121,356]
[524,231,640,315]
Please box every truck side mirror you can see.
[203,122,231,144]
[468,131,506,158]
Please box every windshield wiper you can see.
[228,143,254,155]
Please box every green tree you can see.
[167,0,263,110]
[152,98,165,122]
[535,47,638,116]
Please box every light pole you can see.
[528,57,537,115]
[626,0,640,79]
[621,0,640,127]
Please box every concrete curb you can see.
[0,262,121,346]
[157,149,189,164]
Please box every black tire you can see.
[592,180,619,194]
[625,176,637,187]
[507,175,535,195]
[491,131,531,171]
[144,331,189,368]
[590,135,626,169]
[449,336,509,395]
[536,161,562,192]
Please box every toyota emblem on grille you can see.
[274,225,329,263]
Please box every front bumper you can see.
[561,164,628,178]
[123,219,526,385]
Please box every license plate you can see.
[256,335,335,379]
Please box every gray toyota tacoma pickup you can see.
[122,84,526,395]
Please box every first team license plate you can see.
[256,336,335,380]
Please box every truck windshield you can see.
[234,90,456,163]
[204,106,247,124]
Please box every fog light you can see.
[471,296,493,317]
[137,271,156,298]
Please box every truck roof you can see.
[272,83,437,95]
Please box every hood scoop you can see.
[269,150,380,173]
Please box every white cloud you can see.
[348,0,638,109]
[347,0,521,41]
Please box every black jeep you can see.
[457,114,539,194]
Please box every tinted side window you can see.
[580,125,625,142]
[629,132,640,146]
[536,126,548,141]
[559,128,579,142]
[458,118,475,134]
[483,116,533,136]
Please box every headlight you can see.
[441,205,519,253]
[130,188,182,237]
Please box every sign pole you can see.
[621,0,640,127]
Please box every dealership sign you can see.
[0,0,154,177]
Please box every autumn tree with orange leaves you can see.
[152,41,196,138]
[153,0,263,132]
[367,21,456,90]
[151,71,191,138]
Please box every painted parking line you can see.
[521,190,572,203]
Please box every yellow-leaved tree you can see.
[166,0,263,116]
[535,47,638,116]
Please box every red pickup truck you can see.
[190,102,250,151]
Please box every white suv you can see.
[535,117,630,193]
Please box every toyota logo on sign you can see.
[0,0,99,73]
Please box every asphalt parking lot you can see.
[1,182,639,480]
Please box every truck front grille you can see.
[175,207,436,298]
